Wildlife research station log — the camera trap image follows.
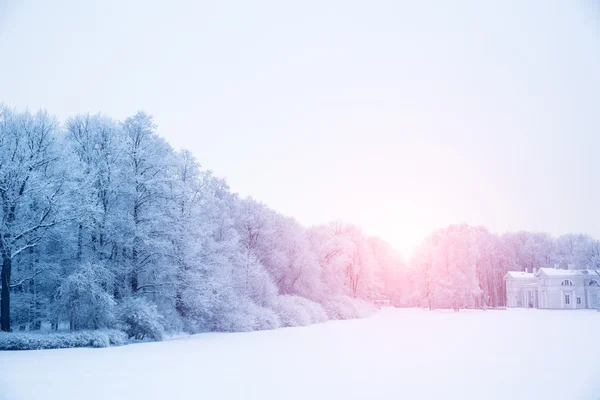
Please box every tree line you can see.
[2,105,598,336]
[0,106,405,334]
[405,225,600,310]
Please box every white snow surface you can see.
[2,308,600,400]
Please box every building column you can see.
[560,290,563,309]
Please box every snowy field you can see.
[2,308,600,400]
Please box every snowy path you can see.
[2,308,600,400]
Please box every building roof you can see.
[535,268,580,277]
[505,268,600,280]
[580,270,600,277]
[505,271,535,279]
[535,268,600,278]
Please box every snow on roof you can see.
[536,268,580,277]
[535,268,600,277]
[505,268,600,280]
[581,270,600,277]
[505,271,535,279]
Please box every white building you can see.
[505,267,600,309]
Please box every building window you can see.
[565,294,570,305]
[561,279,574,286]
[577,297,582,305]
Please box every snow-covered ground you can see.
[2,308,600,400]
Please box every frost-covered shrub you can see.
[0,330,127,350]
[273,295,312,327]
[212,300,280,332]
[212,307,253,332]
[351,298,378,318]
[117,297,165,341]
[322,296,355,320]
[247,302,281,331]
[291,296,328,324]
[321,295,377,320]
[54,263,116,330]
[178,279,232,333]
[245,259,280,308]
[156,302,184,334]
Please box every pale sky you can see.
[1,0,599,256]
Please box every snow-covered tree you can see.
[0,108,64,331]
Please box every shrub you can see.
[212,307,253,332]
[117,297,165,341]
[0,330,128,351]
[210,300,280,332]
[247,303,281,331]
[291,296,328,324]
[54,263,116,330]
[273,295,312,327]
[321,295,377,320]
[352,298,378,318]
[322,296,355,320]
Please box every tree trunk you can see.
[131,202,139,293]
[1,255,11,331]
[77,223,83,261]
[32,276,41,330]
[131,246,139,293]
[175,289,185,317]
